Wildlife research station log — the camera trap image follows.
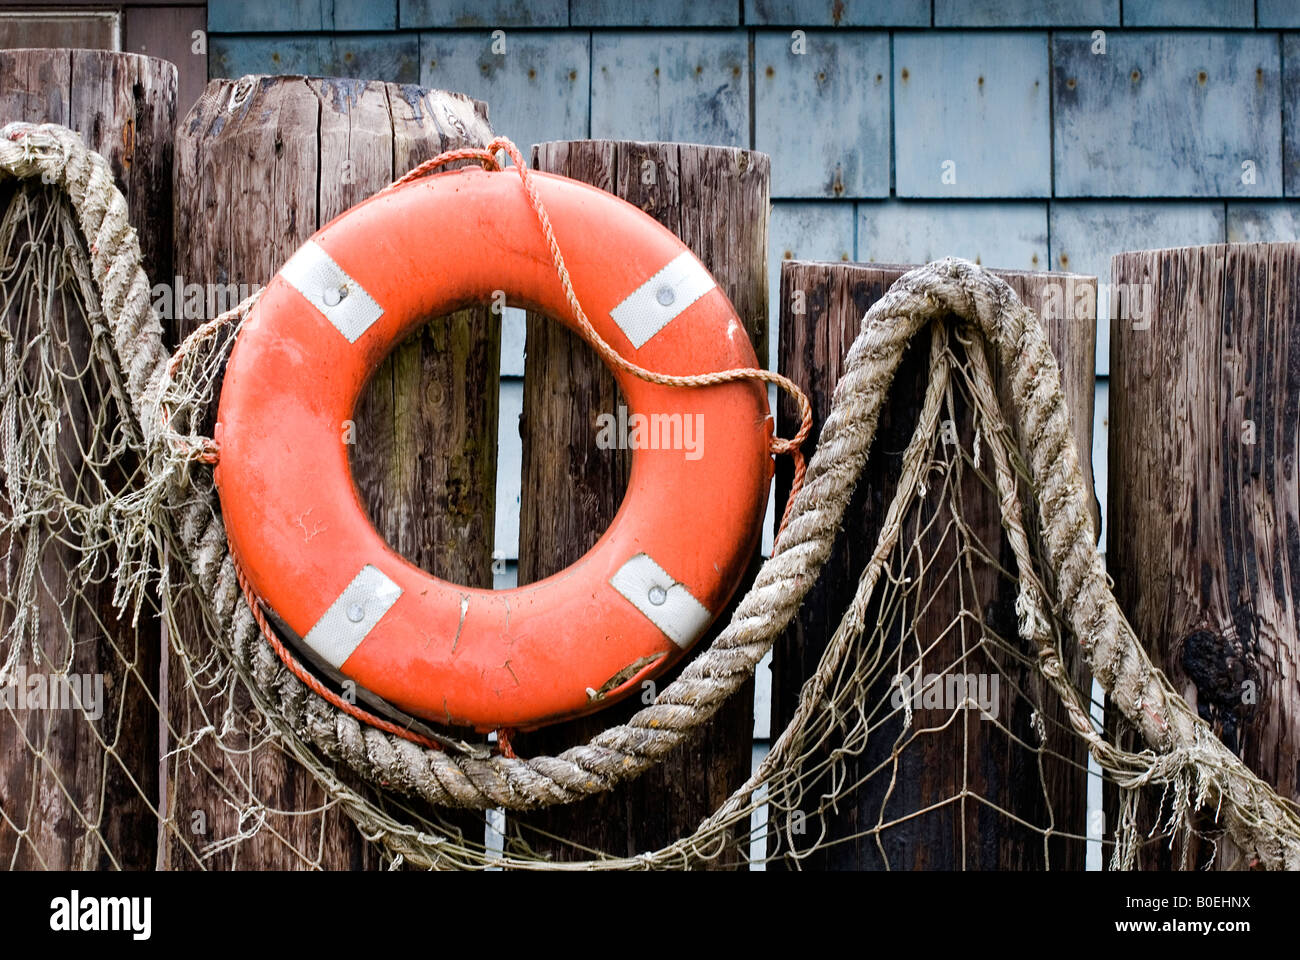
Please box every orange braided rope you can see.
[234,559,444,751]
[194,137,812,753]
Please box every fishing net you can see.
[2,122,1298,871]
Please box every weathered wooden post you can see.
[771,261,1098,869]
[511,141,769,863]
[1109,242,1299,870]
[0,48,176,869]
[167,76,498,868]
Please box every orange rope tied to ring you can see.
[233,560,444,751]
[210,137,814,755]
[388,136,814,544]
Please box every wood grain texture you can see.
[1109,242,1300,869]
[770,260,1096,869]
[511,140,769,865]
[0,12,117,49]
[0,49,176,870]
[168,76,497,868]
[122,5,208,121]
[893,32,1051,198]
[754,30,890,199]
[1053,32,1282,198]
[591,32,749,147]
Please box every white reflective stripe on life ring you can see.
[610,250,716,349]
[608,552,712,649]
[303,563,403,668]
[279,240,384,344]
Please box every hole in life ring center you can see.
[347,299,633,594]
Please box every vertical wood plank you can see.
[511,140,769,865]
[0,49,176,870]
[1109,242,1300,869]
[770,260,1096,869]
[168,76,496,868]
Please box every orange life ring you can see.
[214,165,772,732]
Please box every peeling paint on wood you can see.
[745,0,929,26]
[211,34,421,83]
[755,30,890,198]
[1227,204,1300,244]
[1259,0,1300,27]
[591,32,749,147]
[1053,32,1282,198]
[572,0,738,26]
[934,0,1118,26]
[208,0,398,32]
[401,0,568,28]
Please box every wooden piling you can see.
[0,48,176,869]
[167,76,498,868]
[510,140,769,864]
[770,261,1098,870]
[1109,242,1300,870]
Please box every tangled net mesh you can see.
[2,125,1299,871]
